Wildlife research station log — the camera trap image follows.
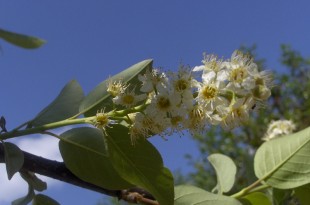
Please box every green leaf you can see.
[174,185,242,205]
[20,171,47,192]
[32,194,60,205]
[79,59,153,116]
[59,127,133,189]
[208,153,237,194]
[3,142,24,180]
[254,126,310,189]
[294,183,310,205]
[0,28,45,49]
[12,184,35,205]
[105,124,174,205]
[241,192,272,205]
[28,80,84,127]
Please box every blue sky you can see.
[1,1,310,204]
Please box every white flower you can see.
[113,88,147,108]
[107,79,128,97]
[217,97,254,129]
[181,89,194,111]
[170,67,194,93]
[164,111,185,136]
[263,120,296,141]
[169,115,184,130]
[93,109,114,134]
[195,71,228,111]
[253,70,273,88]
[169,67,195,110]
[138,68,168,93]
[145,88,182,116]
[230,50,258,73]
[129,113,150,143]
[251,70,273,100]
[224,50,258,92]
[183,105,208,133]
[193,54,225,73]
[129,112,170,142]
[252,85,271,101]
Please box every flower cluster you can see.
[263,119,296,141]
[192,51,273,129]
[97,50,273,141]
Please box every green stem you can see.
[1,103,148,141]
[249,184,271,193]
[112,103,147,116]
[231,178,267,198]
[0,117,95,140]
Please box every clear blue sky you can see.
[1,1,310,204]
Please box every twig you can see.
[120,190,159,205]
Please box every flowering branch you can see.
[0,50,277,204]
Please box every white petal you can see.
[193,65,205,72]
[202,71,216,83]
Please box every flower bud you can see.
[252,85,271,100]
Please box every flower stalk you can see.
[0,117,94,140]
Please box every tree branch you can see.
[0,143,157,204]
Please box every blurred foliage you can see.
[178,44,310,195]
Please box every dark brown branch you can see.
[0,143,121,197]
[0,143,156,203]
